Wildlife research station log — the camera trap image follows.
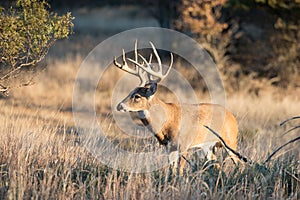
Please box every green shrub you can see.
[0,0,73,94]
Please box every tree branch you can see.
[280,116,300,126]
[264,136,300,163]
[203,125,250,163]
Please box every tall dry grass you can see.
[0,56,299,199]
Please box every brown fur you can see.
[117,86,239,174]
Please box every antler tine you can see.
[134,40,138,67]
[149,42,162,73]
[114,42,149,86]
[134,40,148,85]
[134,40,138,61]
[148,53,153,64]
[114,41,173,85]
[148,42,173,80]
[165,52,173,77]
[127,44,173,83]
[128,53,169,83]
[113,49,137,75]
[113,56,121,68]
[138,54,162,82]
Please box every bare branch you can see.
[203,125,251,163]
[0,83,8,93]
[264,136,300,163]
[280,126,300,136]
[0,66,22,80]
[284,169,300,183]
[280,116,300,126]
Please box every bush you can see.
[175,0,231,70]
[175,0,300,91]
[0,0,73,95]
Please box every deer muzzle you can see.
[117,102,128,112]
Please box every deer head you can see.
[113,41,173,113]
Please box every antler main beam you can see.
[113,49,137,75]
[127,42,173,83]
[113,41,173,86]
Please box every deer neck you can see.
[137,96,177,145]
[137,96,167,123]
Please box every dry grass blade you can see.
[181,154,196,170]
[1,55,300,198]
[280,125,300,136]
[264,136,300,163]
[284,169,300,183]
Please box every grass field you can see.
[0,53,299,199]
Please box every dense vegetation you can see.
[0,120,299,199]
[0,0,73,95]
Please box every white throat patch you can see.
[138,110,150,119]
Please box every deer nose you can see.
[117,103,127,112]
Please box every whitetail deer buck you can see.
[113,41,239,174]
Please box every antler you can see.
[114,41,148,86]
[127,42,173,84]
[113,41,173,86]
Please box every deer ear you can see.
[145,82,157,97]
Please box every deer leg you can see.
[209,141,223,160]
[170,152,179,175]
[202,142,218,161]
[206,149,217,161]
[179,152,187,175]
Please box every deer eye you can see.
[133,94,141,101]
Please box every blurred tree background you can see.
[1,0,299,94]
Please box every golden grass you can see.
[0,56,299,199]
[10,55,81,112]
